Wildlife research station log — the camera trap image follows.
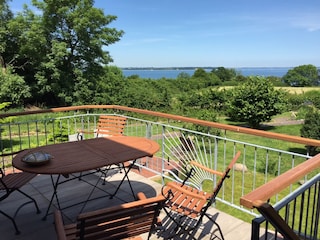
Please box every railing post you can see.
[314,181,320,238]
[161,125,166,186]
[251,217,262,240]
[213,137,218,189]
[146,122,152,139]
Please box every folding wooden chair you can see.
[54,192,165,240]
[92,115,128,176]
[0,157,40,234]
[161,151,241,239]
[76,115,137,199]
[76,115,128,177]
[77,115,127,139]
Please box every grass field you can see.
[275,86,320,94]
[221,86,320,94]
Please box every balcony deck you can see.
[0,169,252,240]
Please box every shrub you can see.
[300,108,320,155]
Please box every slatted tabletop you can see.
[13,136,160,175]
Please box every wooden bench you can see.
[54,192,165,240]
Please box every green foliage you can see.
[302,90,320,109]
[0,68,31,105]
[282,64,319,87]
[192,68,208,79]
[194,110,221,136]
[48,120,69,143]
[257,157,278,176]
[286,90,320,112]
[267,76,285,86]
[300,108,320,155]
[286,93,305,111]
[182,88,225,111]
[0,102,10,110]
[1,0,124,106]
[123,78,172,111]
[93,66,128,105]
[184,109,221,136]
[226,76,286,128]
[0,102,11,123]
[212,67,237,82]
[0,0,13,53]
[296,105,312,119]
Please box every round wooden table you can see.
[13,136,160,219]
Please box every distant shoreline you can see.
[121,67,296,79]
[121,66,295,71]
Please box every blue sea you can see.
[122,67,293,79]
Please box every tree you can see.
[300,108,320,155]
[1,0,124,106]
[93,66,128,105]
[282,64,319,87]
[192,68,221,88]
[183,88,225,111]
[212,67,236,82]
[0,0,13,60]
[226,76,286,128]
[192,68,208,79]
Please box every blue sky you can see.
[9,0,320,68]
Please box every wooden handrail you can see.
[1,104,320,146]
[240,153,320,209]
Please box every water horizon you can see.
[121,67,295,79]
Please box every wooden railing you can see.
[240,153,320,239]
[1,104,320,147]
[240,153,320,208]
[1,104,320,220]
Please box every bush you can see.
[303,90,320,109]
[300,108,320,155]
[0,69,31,105]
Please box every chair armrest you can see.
[77,130,94,134]
[162,182,208,201]
[189,161,224,176]
[54,210,68,240]
[190,151,241,176]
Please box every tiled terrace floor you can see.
[0,169,252,240]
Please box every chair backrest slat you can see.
[75,194,165,240]
[96,115,127,137]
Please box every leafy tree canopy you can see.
[212,67,237,82]
[1,0,124,106]
[282,64,319,87]
[226,76,286,128]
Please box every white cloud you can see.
[287,13,320,32]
